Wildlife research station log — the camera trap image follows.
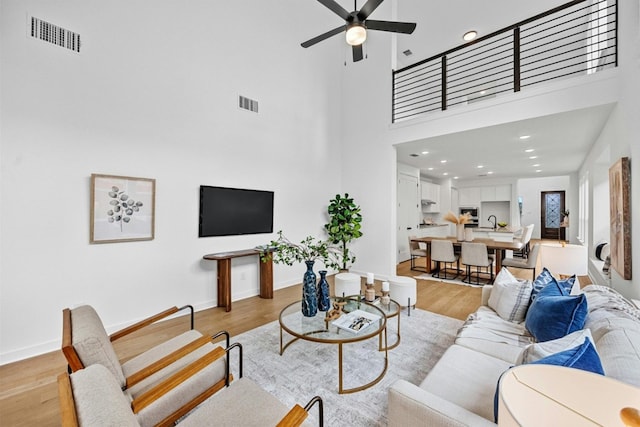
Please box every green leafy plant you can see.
[106,186,143,231]
[259,231,336,266]
[324,193,363,271]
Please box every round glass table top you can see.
[279,296,387,344]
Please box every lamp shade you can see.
[346,24,367,46]
[498,364,640,426]
[540,243,588,277]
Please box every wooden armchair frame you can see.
[58,343,324,427]
[61,304,232,425]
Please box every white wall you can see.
[516,176,571,240]
[0,0,344,363]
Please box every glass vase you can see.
[301,260,318,317]
[317,270,330,311]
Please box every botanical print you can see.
[90,174,155,243]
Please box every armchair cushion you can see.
[71,305,126,386]
[70,364,139,427]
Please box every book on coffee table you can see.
[332,309,381,334]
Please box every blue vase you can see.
[317,270,330,311]
[301,260,318,317]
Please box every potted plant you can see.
[260,231,336,317]
[324,193,363,271]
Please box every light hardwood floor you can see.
[0,246,586,426]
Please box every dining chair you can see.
[430,239,459,280]
[513,224,534,258]
[408,236,428,272]
[501,243,540,280]
[460,242,495,285]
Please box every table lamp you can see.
[498,364,640,426]
[540,243,588,284]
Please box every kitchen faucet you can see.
[488,215,497,230]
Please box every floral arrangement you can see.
[443,211,472,225]
[259,231,339,266]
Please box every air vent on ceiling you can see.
[409,153,419,157]
[29,16,81,53]
[238,95,259,113]
[403,49,413,56]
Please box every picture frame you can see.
[608,157,631,279]
[90,174,155,244]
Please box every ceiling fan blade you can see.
[301,25,346,48]
[317,0,351,21]
[357,0,384,20]
[352,44,364,62]
[365,20,416,34]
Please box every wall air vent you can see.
[29,16,81,53]
[238,95,259,113]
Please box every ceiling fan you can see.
[301,0,417,62]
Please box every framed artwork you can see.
[90,174,155,244]
[608,157,631,279]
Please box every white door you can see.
[397,174,420,263]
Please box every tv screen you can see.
[199,186,274,237]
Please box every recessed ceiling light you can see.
[536,169,542,173]
[525,148,535,153]
[520,135,531,140]
[421,151,429,155]
[463,30,477,41]
[532,163,540,167]
[477,165,484,169]
[529,156,538,159]
[479,90,486,95]
[443,172,449,176]
[454,176,459,179]
[428,167,434,171]
[440,160,447,163]
[487,171,494,175]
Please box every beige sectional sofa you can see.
[388,277,640,426]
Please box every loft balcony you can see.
[392,0,618,124]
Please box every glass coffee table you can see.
[279,296,388,394]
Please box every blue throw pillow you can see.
[530,338,605,374]
[531,268,575,302]
[525,289,588,342]
[494,338,604,422]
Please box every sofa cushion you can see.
[420,344,512,422]
[529,338,604,374]
[71,305,126,387]
[530,268,575,302]
[456,306,533,363]
[488,268,532,323]
[516,329,594,365]
[525,283,588,342]
[594,327,640,387]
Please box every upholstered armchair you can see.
[58,352,324,427]
[61,304,231,426]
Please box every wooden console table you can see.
[203,248,273,312]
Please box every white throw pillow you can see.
[516,329,595,365]
[488,268,533,323]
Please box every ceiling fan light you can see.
[346,24,367,46]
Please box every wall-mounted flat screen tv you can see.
[199,185,274,237]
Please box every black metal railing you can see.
[392,0,617,123]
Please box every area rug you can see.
[229,309,463,426]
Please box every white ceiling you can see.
[396,104,615,181]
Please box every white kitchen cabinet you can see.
[480,185,512,202]
[459,187,481,207]
[421,181,441,212]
